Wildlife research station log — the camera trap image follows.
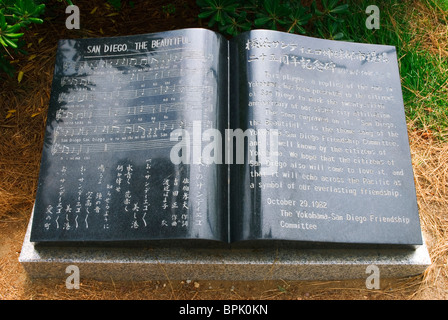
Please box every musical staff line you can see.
[60,67,214,87]
[57,85,213,103]
[55,103,211,121]
[54,119,213,137]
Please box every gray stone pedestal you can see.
[19,214,431,281]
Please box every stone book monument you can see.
[20,28,430,280]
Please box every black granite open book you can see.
[30,28,423,247]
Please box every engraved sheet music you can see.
[31,29,228,242]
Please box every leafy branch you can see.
[0,0,45,76]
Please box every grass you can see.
[342,0,448,140]
[426,0,448,11]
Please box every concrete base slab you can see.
[19,215,431,281]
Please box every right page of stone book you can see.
[229,29,423,246]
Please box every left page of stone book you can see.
[30,28,229,245]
